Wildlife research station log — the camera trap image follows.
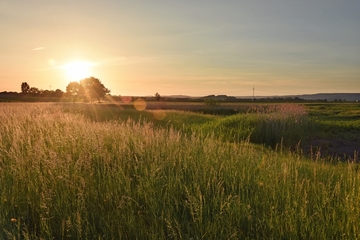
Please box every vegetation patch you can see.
[1,103,360,239]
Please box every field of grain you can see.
[1,102,360,239]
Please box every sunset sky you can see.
[1,1,359,96]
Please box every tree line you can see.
[21,82,64,98]
[20,77,110,102]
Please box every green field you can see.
[1,102,360,239]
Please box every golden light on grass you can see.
[134,98,147,111]
[1,103,360,238]
[62,60,93,81]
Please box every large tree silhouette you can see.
[66,81,82,102]
[21,82,30,94]
[80,77,110,103]
[65,77,110,103]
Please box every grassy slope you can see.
[1,103,360,239]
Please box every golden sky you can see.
[1,1,359,96]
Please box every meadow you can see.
[1,102,360,239]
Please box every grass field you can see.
[304,103,360,159]
[1,102,360,239]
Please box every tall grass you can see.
[1,103,360,239]
[60,103,313,148]
[199,104,312,148]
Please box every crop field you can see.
[1,102,360,239]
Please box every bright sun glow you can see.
[63,60,93,81]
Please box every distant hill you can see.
[294,93,360,101]
[165,93,360,102]
[233,93,360,102]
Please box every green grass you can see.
[305,103,360,140]
[198,109,311,148]
[1,103,360,239]
[61,103,313,149]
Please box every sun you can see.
[63,60,93,81]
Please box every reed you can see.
[199,104,312,148]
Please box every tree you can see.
[80,77,110,103]
[29,87,40,95]
[155,92,161,101]
[53,89,64,98]
[21,82,30,94]
[66,81,82,102]
[41,89,50,96]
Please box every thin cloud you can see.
[32,47,45,51]
[300,60,321,63]
[97,55,158,66]
[99,56,127,65]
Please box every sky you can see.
[1,0,360,96]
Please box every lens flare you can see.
[134,98,146,111]
[153,110,166,120]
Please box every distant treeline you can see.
[1,91,353,103]
[0,91,65,102]
[138,95,329,103]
